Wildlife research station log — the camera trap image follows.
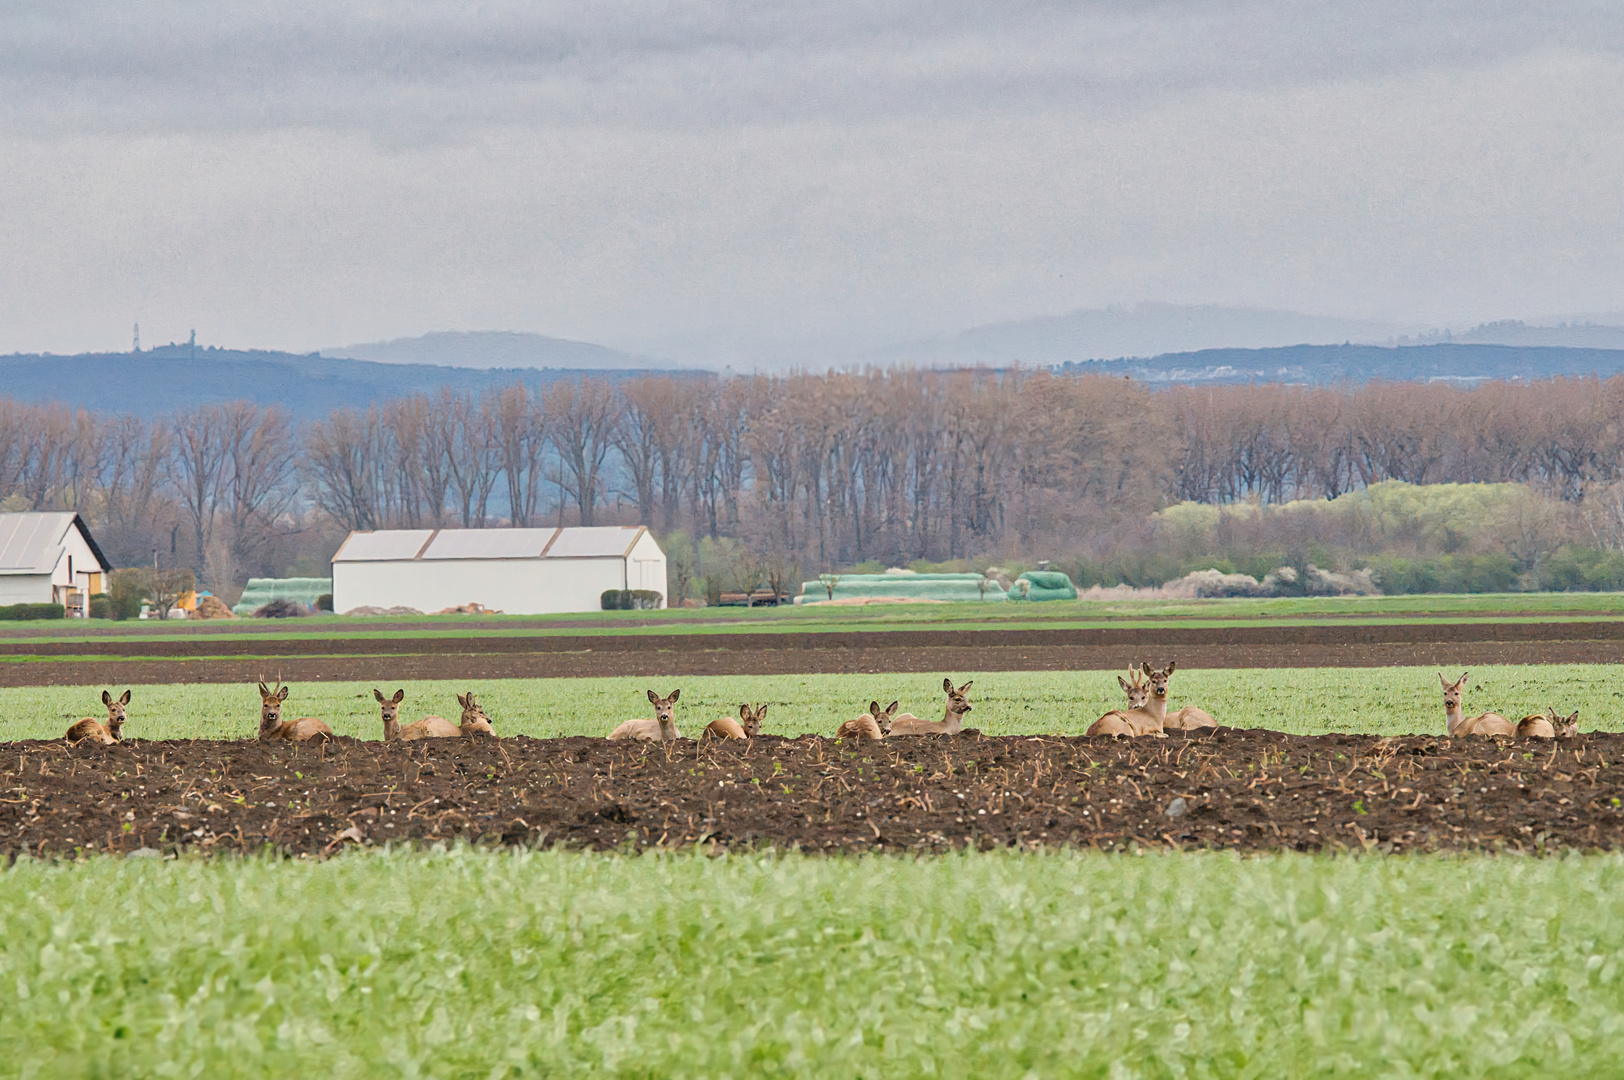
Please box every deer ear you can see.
[258,682,270,696]
[1163,662,1174,677]
[278,686,290,701]
[870,701,881,716]
[647,689,659,704]
[374,689,386,703]
[668,689,680,702]
[393,689,405,704]
[959,681,972,694]
[1458,672,1469,688]
[739,703,751,718]
[102,690,112,706]
[943,677,954,693]
[887,701,899,714]
[1118,675,1132,691]
[120,689,131,705]
[756,704,767,718]
[1438,672,1449,688]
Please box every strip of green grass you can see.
[2,848,1621,1077]
[6,591,1624,645]
[4,665,1618,741]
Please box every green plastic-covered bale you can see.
[233,577,334,616]
[1007,570,1078,601]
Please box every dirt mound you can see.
[2,731,1618,859]
[434,603,503,615]
[191,595,237,620]
[343,605,424,617]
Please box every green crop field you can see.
[3,665,1619,742]
[5,591,1624,646]
[3,847,1622,1077]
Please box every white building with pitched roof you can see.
[0,512,113,614]
[330,526,666,615]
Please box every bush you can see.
[315,593,335,612]
[1532,546,1624,592]
[1363,554,1519,594]
[252,598,309,618]
[107,569,147,620]
[0,603,65,620]
[88,593,112,619]
[600,589,665,611]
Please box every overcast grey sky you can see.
[2,2,1622,363]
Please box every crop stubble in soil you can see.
[3,731,1621,859]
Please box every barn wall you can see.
[333,557,630,615]
[0,575,51,605]
[626,530,668,605]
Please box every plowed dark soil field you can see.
[4,730,1620,859]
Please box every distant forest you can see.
[4,371,1624,601]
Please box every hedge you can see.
[601,589,665,611]
[0,603,65,621]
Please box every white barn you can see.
[0,513,113,615]
[331,526,667,615]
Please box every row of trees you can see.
[4,372,1624,596]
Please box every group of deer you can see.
[604,678,975,743]
[1085,662,1214,737]
[257,677,496,743]
[1438,672,1579,739]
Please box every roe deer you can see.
[1089,662,1173,737]
[65,689,130,744]
[257,675,334,742]
[1517,708,1579,739]
[379,689,495,740]
[836,700,898,741]
[889,679,972,736]
[1439,672,1514,737]
[1139,660,1217,732]
[608,689,683,741]
[706,703,767,739]
[1086,669,1147,736]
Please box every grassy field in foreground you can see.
[3,665,1619,741]
[3,848,1623,1077]
[5,590,1624,644]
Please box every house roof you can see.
[332,526,651,563]
[0,512,111,575]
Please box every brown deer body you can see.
[706,703,766,740]
[609,689,683,741]
[65,689,130,744]
[400,691,496,740]
[1087,669,1149,737]
[889,680,972,736]
[257,677,334,742]
[1439,672,1514,737]
[1517,708,1578,739]
[836,700,898,741]
[1090,663,1177,737]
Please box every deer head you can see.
[101,688,131,738]
[258,674,291,731]
[458,691,495,735]
[1140,662,1175,701]
[647,688,681,730]
[869,700,900,736]
[738,703,767,737]
[1439,671,1467,711]
[373,688,405,724]
[942,678,973,717]
[1554,709,1579,738]
[1117,668,1148,710]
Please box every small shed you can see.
[0,512,113,615]
[331,526,666,615]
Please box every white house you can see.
[331,526,667,615]
[0,513,113,615]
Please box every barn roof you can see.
[333,526,650,562]
[0,512,110,575]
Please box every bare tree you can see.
[545,378,619,526]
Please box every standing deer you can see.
[836,700,898,741]
[608,689,683,742]
[706,703,767,739]
[1439,672,1514,736]
[65,689,131,744]
[889,679,972,736]
[257,676,334,742]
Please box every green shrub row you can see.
[0,602,65,620]
[600,589,665,610]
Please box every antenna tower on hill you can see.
[132,322,140,353]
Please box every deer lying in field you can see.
[1086,669,1150,736]
[257,676,334,742]
[1517,708,1579,739]
[706,702,766,739]
[889,679,972,736]
[836,700,898,741]
[1159,661,1217,732]
[378,689,495,740]
[1439,672,1514,737]
[65,689,130,744]
[608,689,683,742]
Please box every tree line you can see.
[3,372,1623,597]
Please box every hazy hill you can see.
[323,330,671,370]
[0,346,699,415]
[1055,342,1624,385]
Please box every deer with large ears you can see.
[608,689,683,742]
[1517,708,1579,739]
[1087,668,1148,737]
[889,679,972,736]
[257,674,334,742]
[65,689,131,745]
[1439,672,1515,736]
[376,688,495,740]
[707,703,767,740]
[836,700,898,741]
